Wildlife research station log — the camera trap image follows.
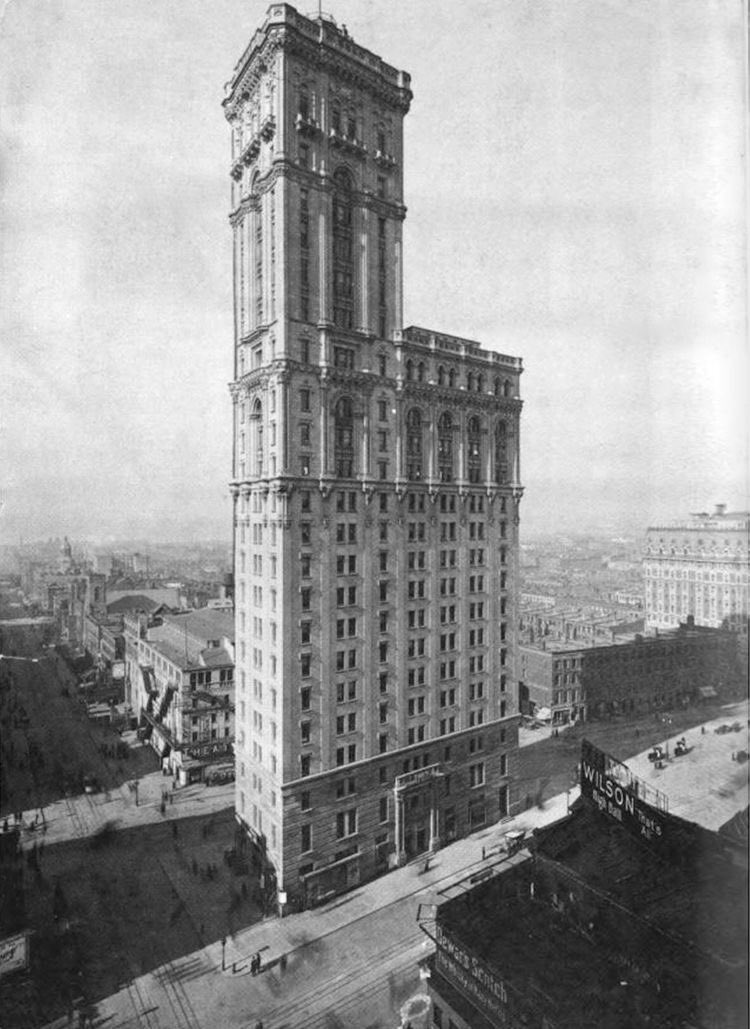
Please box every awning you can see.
[699,686,717,698]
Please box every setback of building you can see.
[520,618,745,724]
[226,3,524,909]
[424,740,748,1029]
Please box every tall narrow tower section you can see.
[225,3,524,909]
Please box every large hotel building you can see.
[643,505,749,632]
[226,4,523,908]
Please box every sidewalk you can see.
[41,792,573,1029]
[12,769,235,850]
[40,702,748,1029]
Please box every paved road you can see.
[36,699,749,1029]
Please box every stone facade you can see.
[226,4,524,907]
[643,505,749,631]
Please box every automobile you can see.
[674,738,689,757]
[82,775,99,794]
[730,722,743,733]
[714,724,733,735]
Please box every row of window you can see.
[297,758,498,855]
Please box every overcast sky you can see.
[1,0,746,543]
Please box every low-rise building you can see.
[423,741,747,1028]
[130,609,235,784]
[520,619,744,724]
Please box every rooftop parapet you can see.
[224,3,411,115]
[402,325,523,372]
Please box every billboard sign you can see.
[434,923,508,1022]
[0,932,29,977]
[580,739,669,845]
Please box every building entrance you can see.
[394,763,443,865]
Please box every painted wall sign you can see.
[580,739,668,844]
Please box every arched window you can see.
[438,365,445,386]
[417,362,425,382]
[251,398,263,476]
[467,416,482,484]
[495,420,509,483]
[331,103,342,135]
[494,376,501,396]
[438,412,453,482]
[503,379,512,398]
[448,368,456,388]
[332,168,354,329]
[467,372,474,392]
[406,359,414,381]
[476,374,483,393]
[334,396,355,477]
[406,408,423,481]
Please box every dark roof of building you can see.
[435,801,748,1028]
[107,594,162,615]
[719,805,749,847]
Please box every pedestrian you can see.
[423,856,430,874]
[701,725,706,735]
[482,846,486,861]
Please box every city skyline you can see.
[1,0,747,542]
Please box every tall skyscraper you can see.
[225,3,524,908]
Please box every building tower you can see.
[225,3,524,908]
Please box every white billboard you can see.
[0,932,29,977]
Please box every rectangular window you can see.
[379,797,389,823]
[301,824,312,853]
[469,762,485,788]
[300,388,311,412]
[301,791,311,811]
[336,808,357,839]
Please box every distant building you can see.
[129,608,235,784]
[423,741,748,1029]
[227,4,523,908]
[644,504,750,631]
[520,619,744,724]
[519,604,644,647]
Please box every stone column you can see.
[394,789,405,865]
